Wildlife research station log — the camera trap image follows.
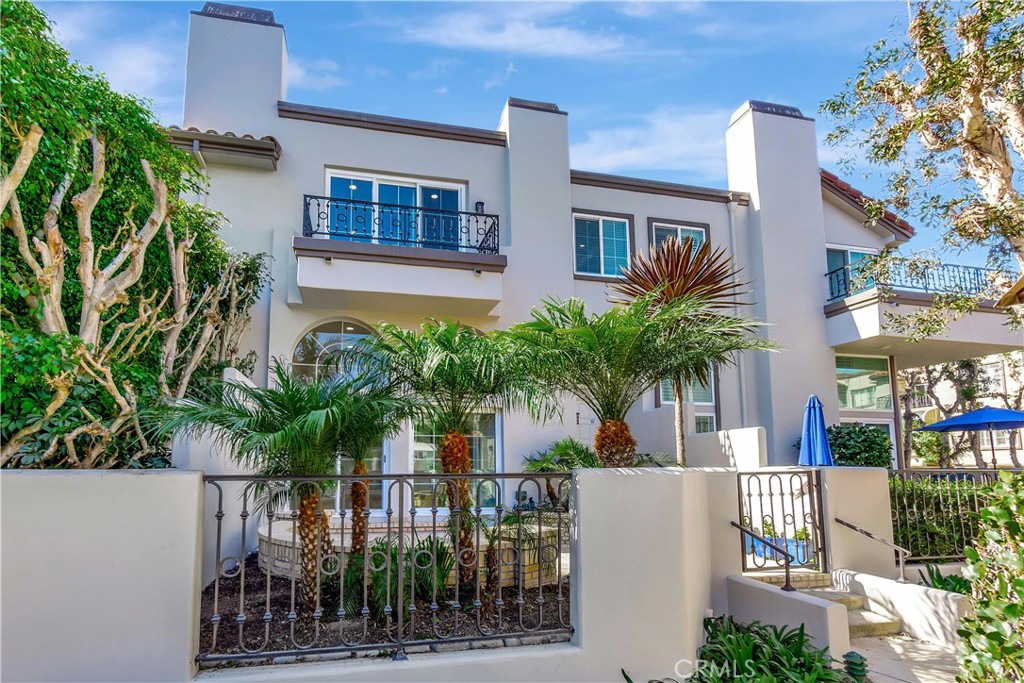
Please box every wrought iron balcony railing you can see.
[826,258,998,302]
[302,195,500,255]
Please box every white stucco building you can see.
[172,2,1022,479]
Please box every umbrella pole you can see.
[990,426,998,469]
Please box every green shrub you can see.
[826,423,893,467]
[691,617,844,682]
[918,563,971,595]
[957,472,1024,682]
[329,536,455,622]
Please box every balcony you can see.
[302,194,500,254]
[826,259,995,302]
[292,195,506,317]
[824,258,1021,366]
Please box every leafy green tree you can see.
[822,0,1024,336]
[609,236,753,465]
[157,360,413,605]
[350,320,556,588]
[958,472,1024,682]
[510,295,773,467]
[0,0,268,468]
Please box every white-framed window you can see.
[574,213,630,277]
[652,223,706,250]
[410,411,502,508]
[836,355,892,411]
[323,170,467,248]
[695,415,717,434]
[291,319,374,379]
[979,429,1022,449]
[979,362,1005,394]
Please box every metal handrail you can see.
[825,258,1000,302]
[731,521,796,591]
[834,517,910,583]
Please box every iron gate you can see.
[737,470,827,573]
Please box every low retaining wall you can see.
[687,427,767,470]
[0,470,205,682]
[726,576,850,657]
[833,569,970,649]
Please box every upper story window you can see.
[652,223,707,250]
[979,361,1005,394]
[574,212,630,277]
[826,246,878,301]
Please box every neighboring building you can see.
[905,351,1024,468]
[172,2,1022,479]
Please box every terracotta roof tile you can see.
[820,169,915,239]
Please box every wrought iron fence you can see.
[737,470,826,573]
[888,468,1015,562]
[826,259,998,302]
[199,473,571,666]
[302,195,500,254]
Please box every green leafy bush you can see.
[958,472,1024,682]
[918,563,971,595]
[692,617,843,682]
[331,536,455,622]
[823,423,893,467]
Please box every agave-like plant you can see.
[348,319,558,588]
[608,236,765,465]
[156,360,413,605]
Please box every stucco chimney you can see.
[725,100,840,464]
[182,2,287,133]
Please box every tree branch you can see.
[0,124,43,214]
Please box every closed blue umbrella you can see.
[799,394,834,467]
[917,406,1024,468]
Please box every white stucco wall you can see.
[1,471,204,682]
[687,426,768,470]
[726,576,850,657]
[819,467,897,579]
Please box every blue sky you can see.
[42,1,960,250]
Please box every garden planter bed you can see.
[257,520,563,588]
[198,555,570,665]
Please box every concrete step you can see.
[747,571,832,589]
[801,588,865,610]
[848,609,902,638]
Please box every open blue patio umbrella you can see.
[917,406,1024,468]
[799,394,835,467]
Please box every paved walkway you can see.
[851,636,959,683]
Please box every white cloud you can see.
[484,61,516,90]
[570,107,732,183]
[619,2,705,18]
[409,58,460,80]
[387,5,629,59]
[46,4,184,123]
[434,86,449,95]
[288,57,346,91]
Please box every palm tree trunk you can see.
[440,431,476,589]
[593,419,637,468]
[350,460,369,555]
[544,478,558,507]
[297,487,332,608]
[673,376,687,466]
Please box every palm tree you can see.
[608,236,762,465]
[157,360,412,605]
[523,437,600,504]
[510,295,773,467]
[349,319,557,588]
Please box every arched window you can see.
[291,319,373,379]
